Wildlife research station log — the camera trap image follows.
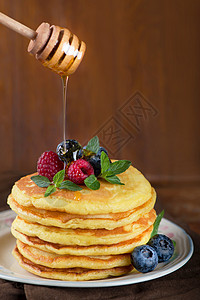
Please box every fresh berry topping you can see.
[76,149,83,160]
[88,147,110,177]
[37,151,64,182]
[147,234,174,263]
[76,146,110,177]
[131,245,158,273]
[67,159,94,185]
[56,140,82,163]
[76,146,87,160]
[88,155,101,177]
[97,147,109,157]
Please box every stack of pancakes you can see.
[8,165,156,281]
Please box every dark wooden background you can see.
[0,0,199,231]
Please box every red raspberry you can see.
[37,151,64,181]
[67,159,94,185]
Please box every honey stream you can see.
[61,75,69,154]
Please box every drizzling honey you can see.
[61,75,69,153]
[29,23,86,167]
[28,23,86,160]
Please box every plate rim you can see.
[0,210,194,288]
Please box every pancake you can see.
[12,210,156,246]
[11,225,153,255]
[11,166,152,214]
[16,240,131,269]
[13,246,133,281]
[8,164,157,281]
[8,189,156,229]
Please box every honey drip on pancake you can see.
[74,191,82,201]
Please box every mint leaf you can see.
[104,175,124,185]
[60,180,83,191]
[86,136,100,154]
[44,185,57,197]
[100,151,111,174]
[150,210,164,238]
[84,175,100,190]
[53,169,65,187]
[31,175,51,188]
[105,160,131,176]
[172,240,176,248]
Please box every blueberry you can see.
[97,147,109,157]
[76,146,88,160]
[88,155,101,177]
[131,245,158,273]
[148,234,174,263]
[56,140,82,163]
[76,148,84,160]
[88,147,110,177]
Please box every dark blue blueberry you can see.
[56,140,82,163]
[148,234,174,263]
[88,147,110,177]
[88,155,101,177]
[131,245,158,273]
[77,148,84,160]
[96,147,108,157]
[76,146,87,160]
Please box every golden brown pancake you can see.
[11,225,153,255]
[8,189,156,229]
[13,246,133,281]
[11,166,152,214]
[16,240,131,269]
[12,210,156,246]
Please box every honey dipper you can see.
[0,12,86,76]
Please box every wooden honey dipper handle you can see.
[0,12,86,76]
[0,12,37,40]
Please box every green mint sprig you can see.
[150,210,164,238]
[100,152,131,184]
[86,136,100,154]
[84,175,100,190]
[31,169,82,197]
[84,152,131,190]
[45,185,57,197]
[103,175,124,185]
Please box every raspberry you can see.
[67,159,94,185]
[37,151,64,181]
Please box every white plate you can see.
[0,210,193,288]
